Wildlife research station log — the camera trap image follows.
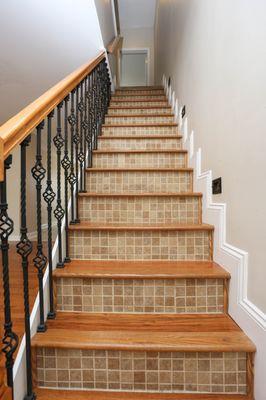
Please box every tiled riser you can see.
[102,127,178,136]
[105,116,174,124]
[116,91,165,95]
[92,153,186,169]
[69,230,212,261]
[56,277,224,314]
[112,96,166,101]
[108,108,171,115]
[79,196,201,224]
[110,102,169,107]
[98,138,182,150]
[86,171,192,193]
[36,348,247,394]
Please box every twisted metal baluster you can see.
[43,111,56,319]
[68,89,77,224]
[31,121,47,332]
[74,85,80,223]
[62,96,71,262]
[88,74,94,167]
[53,102,65,268]
[0,155,19,392]
[17,136,36,400]
[83,76,89,191]
[78,80,85,193]
[92,69,97,150]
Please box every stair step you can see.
[102,125,179,136]
[68,223,213,261]
[112,94,167,99]
[110,100,169,107]
[92,150,187,169]
[98,136,183,150]
[108,107,172,115]
[54,260,228,314]
[78,192,201,224]
[32,313,254,351]
[35,388,250,399]
[118,86,164,90]
[54,260,229,280]
[115,89,165,95]
[85,168,193,194]
[68,222,214,232]
[105,115,175,125]
[32,315,254,394]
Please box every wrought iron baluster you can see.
[68,90,77,224]
[74,85,80,223]
[31,121,47,332]
[62,96,71,262]
[17,136,36,400]
[43,111,56,319]
[0,155,19,391]
[92,69,97,150]
[87,74,93,168]
[83,76,89,191]
[53,103,65,268]
[78,81,85,193]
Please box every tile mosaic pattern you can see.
[115,90,165,96]
[98,138,182,150]
[102,126,179,136]
[79,196,200,224]
[36,349,247,394]
[86,170,192,194]
[92,152,186,169]
[110,101,169,107]
[56,277,224,314]
[105,116,175,125]
[69,230,212,261]
[108,108,171,115]
[111,95,166,101]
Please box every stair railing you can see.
[0,51,111,400]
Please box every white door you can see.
[121,50,148,87]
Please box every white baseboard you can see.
[162,76,266,398]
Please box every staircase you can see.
[32,86,255,400]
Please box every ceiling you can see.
[118,0,157,30]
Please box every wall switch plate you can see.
[212,177,222,194]
[181,105,186,118]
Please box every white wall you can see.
[94,0,116,47]
[155,0,266,313]
[0,0,105,238]
[122,27,155,85]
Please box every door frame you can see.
[120,48,150,87]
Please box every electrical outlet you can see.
[212,177,222,194]
[181,105,186,118]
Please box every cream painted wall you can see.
[122,27,155,85]
[94,0,116,46]
[155,0,266,311]
[0,0,105,237]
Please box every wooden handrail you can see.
[0,51,105,180]
[107,36,123,54]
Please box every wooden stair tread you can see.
[103,123,178,128]
[118,86,164,90]
[78,192,202,197]
[53,260,230,279]
[31,313,255,352]
[86,167,192,172]
[93,149,187,154]
[99,135,182,139]
[68,222,214,231]
[110,99,168,102]
[34,388,249,400]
